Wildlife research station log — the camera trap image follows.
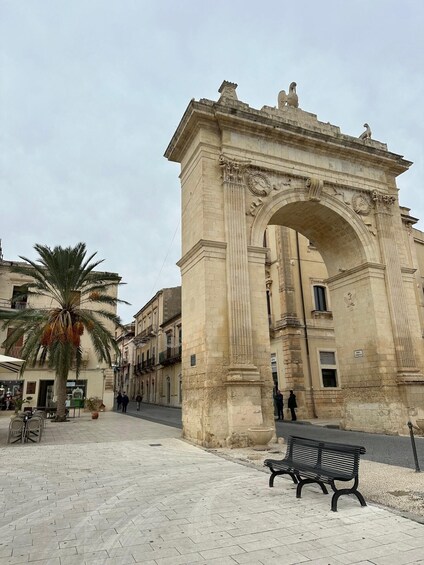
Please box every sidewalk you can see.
[0,411,423,565]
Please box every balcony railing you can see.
[138,325,157,340]
[141,357,156,371]
[0,298,27,310]
[159,346,182,366]
[12,301,27,310]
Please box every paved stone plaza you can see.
[0,412,423,565]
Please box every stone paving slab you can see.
[0,412,423,565]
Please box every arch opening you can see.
[265,199,371,277]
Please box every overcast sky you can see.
[1,0,423,323]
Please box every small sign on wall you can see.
[354,350,364,358]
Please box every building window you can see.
[177,326,182,354]
[313,285,328,311]
[266,290,272,326]
[319,350,338,387]
[26,382,36,395]
[166,376,171,404]
[11,286,27,310]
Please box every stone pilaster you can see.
[372,191,422,381]
[220,154,257,372]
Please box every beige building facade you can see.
[114,322,135,396]
[164,80,424,447]
[131,287,182,406]
[0,258,117,411]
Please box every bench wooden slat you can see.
[264,435,366,512]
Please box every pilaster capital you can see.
[219,154,250,185]
[372,190,396,212]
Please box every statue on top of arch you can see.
[278,82,299,109]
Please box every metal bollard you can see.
[407,421,421,473]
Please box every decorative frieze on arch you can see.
[219,157,379,263]
[219,154,387,241]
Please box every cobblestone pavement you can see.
[0,411,423,565]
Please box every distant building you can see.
[131,287,181,405]
[0,258,119,411]
[114,322,135,394]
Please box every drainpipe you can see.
[295,231,317,418]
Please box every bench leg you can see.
[329,479,367,512]
[269,470,298,487]
[330,488,367,512]
[296,478,328,499]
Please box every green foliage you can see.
[13,396,31,413]
[0,243,128,421]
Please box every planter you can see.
[91,411,99,420]
[247,426,274,450]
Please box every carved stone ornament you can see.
[246,171,272,196]
[352,193,371,215]
[372,190,396,208]
[278,82,299,109]
[245,171,298,216]
[247,198,263,216]
[219,154,249,185]
[306,177,324,201]
[218,80,238,101]
[344,291,356,310]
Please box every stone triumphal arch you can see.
[165,81,424,447]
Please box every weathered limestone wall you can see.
[179,240,229,446]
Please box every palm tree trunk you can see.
[55,371,68,422]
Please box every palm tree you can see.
[0,243,127,421]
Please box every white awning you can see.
[0,354,25,373]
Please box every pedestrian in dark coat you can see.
[288,390,297,421]
[135,393,142,410]
[116,392,123,411]
[275,390,284,420]
[121,392,129,413]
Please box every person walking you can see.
[275,390,284,420]
[121,392,129,413]
[135,393,142,411]
[116,392,123,411]
[288,390,297,421]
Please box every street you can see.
[120,401,424,471]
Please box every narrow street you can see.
[119,401,424,471]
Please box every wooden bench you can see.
[264,435,367,512]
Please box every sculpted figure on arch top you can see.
[278,81,299,109]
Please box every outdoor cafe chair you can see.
[32,410,46,429]
[25,416,43,443]
[7,417,25,444]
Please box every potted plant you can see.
[86,397,104,419]
[13,396,32,414]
